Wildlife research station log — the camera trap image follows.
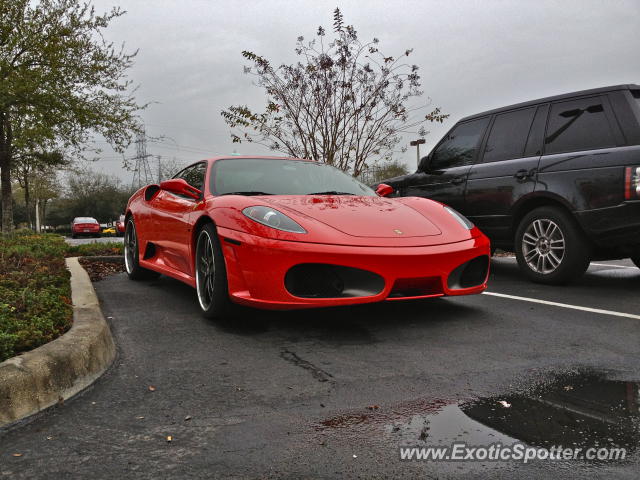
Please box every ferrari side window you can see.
[171,162,206,199]
[182,163,206,191]
[173,165,193,181]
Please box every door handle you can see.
[451,176,465,185]
[514,169,528,180]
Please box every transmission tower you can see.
[131,127,154,190]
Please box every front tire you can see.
[195,223,232,318]
[515,206,590,284]
[124,218,160,280]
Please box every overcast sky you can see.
[89,0,640,184]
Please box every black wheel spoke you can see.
[196,231,216,311]
[124,220,137,275]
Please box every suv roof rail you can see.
[460,84,640,122]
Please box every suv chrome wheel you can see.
[196,229,216,311]
[516,206,590,284]
[522,219,565,274]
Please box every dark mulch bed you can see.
[79,257,125,282]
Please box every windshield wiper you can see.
[307,191,356,195]
[220,191,274,196]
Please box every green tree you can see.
[222,8,448,177]
[14,150,67,228]
[50,168,131,225]
[0,0,143,233]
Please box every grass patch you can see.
[65,241,123,257]
[0,233,125,362]
[0,234,73,362]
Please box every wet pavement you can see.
[1,257,639,478]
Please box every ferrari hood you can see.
[262,196,442,238]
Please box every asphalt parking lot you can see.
[1,257,640,479]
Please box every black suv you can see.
[381,84,640,284]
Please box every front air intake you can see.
[285,264,385,298]
[447,255,490,290]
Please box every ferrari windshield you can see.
[211,158,376,196]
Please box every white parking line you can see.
[590,263,635,269]
[495,256,636,270]
[483,291,640,320]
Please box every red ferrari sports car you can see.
[124,156,490,317]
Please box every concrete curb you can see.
[0,257,116,427]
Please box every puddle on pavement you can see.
[316,371,640,463]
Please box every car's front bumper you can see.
[217,227,491,310]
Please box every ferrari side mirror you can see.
[376,183,394,197]
[160,178,202,200]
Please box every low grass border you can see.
[0,233,123,362]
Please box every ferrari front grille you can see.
[388,276,443,298]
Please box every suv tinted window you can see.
[633,90,640,110]
[524,104,549,157]
[545,97,616,154]
[430,117,489,170]
[483,107,536,163]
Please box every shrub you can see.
[65,241,123,257]
[0,234,72,362]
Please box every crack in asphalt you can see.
[279,349,334,383]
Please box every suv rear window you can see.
[545,97,616,154]
[633,90,640,109]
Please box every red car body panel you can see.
[116,215,126,234]
[126,156,491,310]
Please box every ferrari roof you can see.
[205,155,314,163]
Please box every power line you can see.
[147,139,215,155]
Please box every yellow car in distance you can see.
[102,226,116,235]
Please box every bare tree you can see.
[359,160,410,186]
[221,8,448,176]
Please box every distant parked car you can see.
[102,226,116,235]
[378,84,640,284]
[71,217,101,238]
[115,214,125,236]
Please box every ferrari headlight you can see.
[242,206,307,234]
[444,206,474,230]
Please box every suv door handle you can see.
[451,176,465,185]
[514,169,528,180]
